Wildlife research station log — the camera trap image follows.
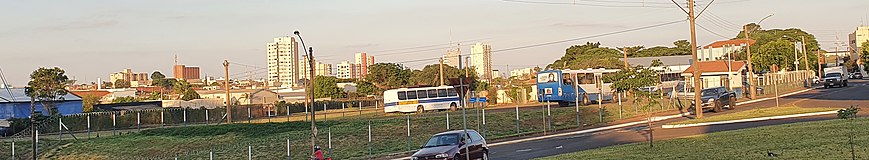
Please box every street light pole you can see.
[745,14,773,99]
[295,30,317,153]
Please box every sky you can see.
[2,0,868,86]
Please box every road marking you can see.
[487,113,688,147]
[516,149,533,152]
[661,110,839,128]
[555,145,563,149]
[735,88,813,106]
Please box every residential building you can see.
[444,47,462,67]
[337,61,360,79]
[471,43,493,81]
[267,36,301,88]
[317,63,333,76]
[109,68,149,87]
[354,52,375,77]
[0,88,83,119]
[681,60,747,90]
[849,26,869,62]
[197,89,278,105]
[698,39,755,61]
[492,70,501,79]
[299,55,335,80]
[173,65,201,80]
[510,67,537,78]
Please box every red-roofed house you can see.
[698,39,756,61]
[682,60,747,89]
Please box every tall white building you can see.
[337,61,360,79]
[354,52,375,78]
[850,26,869,64]
[471,43,493,81]
[298,55,335,80]
[267,36,300,88]
[444,45,462,67]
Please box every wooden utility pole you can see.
[744,26,757,99]
[801,36,811,79]
[440,58,445,86]
[818,50,823,78]
[622,47,630,68]
[688,0,703,118]
[223,60,232,123]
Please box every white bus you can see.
[383,86,461,113]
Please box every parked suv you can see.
[688,87,736,114]
[411,130,488,160]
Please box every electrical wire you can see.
[502,0,674,8]
[696,23,731,39]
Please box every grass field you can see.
[537,117,869,160]
[668,106,840,125]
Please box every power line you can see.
[393,19,686,64]
[696,23,731,39]
[502,0,674,8]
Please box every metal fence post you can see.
[482,107,487,139]
[11,141,14,158]
[446,112,450,130]
[342,103,345,117]
[136,111,142,131]
[205,109,209,124]
[368,120,372,156]
[248,145,252,160]
[618,92,623,119]
[358,101,362,115]
[183,108,188,126]
[547,100,552,132]
[286,139,291,160]
[323,103,327,120]
[59,117,63,143]
[160,109,165,128]
[248,106,252,123]
[112,112,116,135]
[515,103,520,134]
[576,93,581,127]
[87,115,91,141]
[406,115,411,151]
[210,150,214,160]
[328,127,333,158]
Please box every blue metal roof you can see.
[0,88,82,103]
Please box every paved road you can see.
[488,79,869,160]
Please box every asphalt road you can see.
[488,79,869,160]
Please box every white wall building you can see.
[471,43,493,82]
[849,26,869,61]
[267,36,300,88]
[444,46,461,67]
[510,67,537,78]
[697,39,754,61]
[354,52,375,78]
[337,61,360,79]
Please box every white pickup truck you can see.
[823,66,849,88]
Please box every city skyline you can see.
[2,0,869,86]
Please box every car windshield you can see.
[701,89,718,96]
[825,73,842,78]
[422,133,460,148]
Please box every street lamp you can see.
[295,30,318,153]
[744,14,774,100]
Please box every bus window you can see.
[428,89,438,98]
[562,73,573,85]
[407,90,418,99]
[437,89,447,97]
[448,88,458,97]
[398,91,407,100]
[417,90,428,99]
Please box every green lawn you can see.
[538,117,869,160]
[668,106,839,125]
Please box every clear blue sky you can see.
[2,0,868,86]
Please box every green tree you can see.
[313,76,346,99]
[355,80,381,96]
[81,94,101,112]
[25,67,72,116]
[113,79,131,88]
[736,23,821,72]
[112,96,141,103]
[605,64,662,146]
[409,64,477,86]
[752,39,795,72]
[366,63,413,89]
[173,80,199,101]
[862,42,869,71]
[181,89,200,101]
[150,71,165,80]
[547,42,623,69]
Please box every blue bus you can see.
[536,69,618,106]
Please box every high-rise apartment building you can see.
[444,47,461,67]
[298,55,335,80]
[173,65,200,80]
[337,61,360,79]
[471,43,493,81]
[267,36,300,88]
[317,63,333,76]
[109,68,149,87]
[354,52,375,78]
[849,26,869,64]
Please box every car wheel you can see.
[455,153,463,160]
[687,107,696,115]
[712,101,722,112]
[729,98,736,110]
[844,81,848,87]
[416,105,424,113]
[824,85,829,89]
[450,103,458,111]
[482,151,489,160]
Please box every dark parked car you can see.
[411,130,488,160]
[689,87,736,114]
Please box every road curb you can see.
[661,110,839,129]
[735,88,813,105]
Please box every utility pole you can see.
[224,60,232,123]
[802,36,811,81]
[744,26,757,100]
[622,47,630,68]
[818,50,823,78]
[688,0,703,118]
[440,58,445,86]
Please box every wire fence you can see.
[0,97,690,160]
